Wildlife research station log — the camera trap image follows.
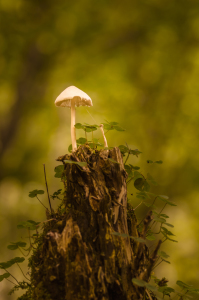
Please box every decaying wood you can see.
[30,145,161,300]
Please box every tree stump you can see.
[30,145,160,300]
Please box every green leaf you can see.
[147,160,153,163]
[12,257,25,264]
[160,213,169,218]
[125,165,133,177]
[176,280,199,293]
[158,195,177,206]
[158,251,170,259]
[51,189,62,200]
[76,137,87,144]
[0,257,25,269]
[114,125,125,131]
[164,223,174,228]
[155,160,163,164]
[145,282,158,292]
[17,220,39,230]
[29,190,44,198]
[0,273,10,282]
[129,164,140,170]
[132,237,146,243]
[68,144,72,153]
[146,234,156,241]
[153,216,166,223]
[162,259,171,264]
[54,165,64,178]
[132,278,146,287]
[64,160,87,167]
[134,178,150,192]
[134,171,143,180]
[74,123,84,129]
[111,232,129,238]
[132,279,158,292]
[161,227,175,236]
[109,122,119,125]
[111,232,146,243]
[102,123,114,130]
[108,158,120,164]
[118,145,129,154]
[7,244,18,250]
[130,149,142,156]
[158,286,175,295]
[7,241,27,250]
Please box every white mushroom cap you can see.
[55,86,93,108]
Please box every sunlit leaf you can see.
[132,278,146,287]
[158,251,170,259]
[74,123,83,129]
[114,125,125,131]
[76,137,87,144]
[146,234,156,241]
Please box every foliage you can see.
[0,123,198,299]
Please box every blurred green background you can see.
[0,0,199,298]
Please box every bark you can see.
[29,145,161,300]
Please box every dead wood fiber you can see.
[31,145,160,300]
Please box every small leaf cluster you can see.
[132,277,199,299]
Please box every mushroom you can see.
[55,86,93,151]
[100,124,108,148]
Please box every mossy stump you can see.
[30,145,160,300]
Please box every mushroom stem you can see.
[100,124,108,148]
[71,99,77,151]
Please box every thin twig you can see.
[133,201,143,210]
[6,278,16,285]
[43,164,52,213]
[16,263,30,281]
[4,269,20,285]
[146,289,153,300]
[36,196,48,210]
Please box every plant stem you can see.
[36,196,48,210]
[6,278,16,285]
[16,263,30,281]
[133,201,143,210]
[43,164,52,213]
[124,150,130,165]
[4,269,20,285]
[71,99,77,151]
